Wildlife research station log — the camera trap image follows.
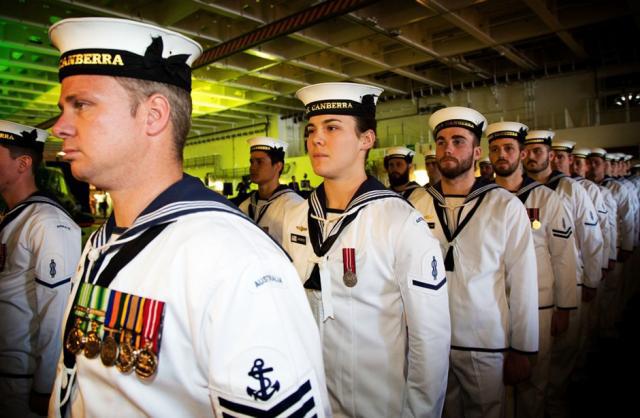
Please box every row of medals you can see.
[65,317,157,379]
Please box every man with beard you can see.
[384,146,427,205]
[523,131,603,418]
[478,156,494,181]
[425,149,441,184]
[413,107,538,418]
[238,137,303,244]
[487,122,577,418]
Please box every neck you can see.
[109,166,182,228]
[323,172,367,210]
[494,167,524,192]
[441,170,476,196]
[391,182,409,192]
[258,178,280,200]
[527,165,552,184]
[2,179,38,210]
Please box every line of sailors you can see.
[246,107,639,418]
[3,15,639,418]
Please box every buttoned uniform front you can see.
[239,185,303,245]
[49,175,331,418]
[412,180,539,418]
[509,177,578,418]
[282,178,451,418]
[0,194,80,413]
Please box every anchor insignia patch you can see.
[246,358,280,401]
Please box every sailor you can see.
[284,82,451,417]
[424,148,441,184]
[48,17,329,417]
[523,131,603,418]
[238,136,303,244]
[478,155,494,181]
[383,145,428,205]
[0,121,81,417]
[412,107,539,418]
[487,121,578,418]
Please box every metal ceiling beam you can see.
[522,0,588,59]
[416,0,538,70]
[193,0,383,67]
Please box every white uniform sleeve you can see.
[591,185,611,267]
[602,188,618,261]
[395,210,451,417]
[30,215,80,394]
[547,193,578,309]
[504,199,539,353]
[613,184,634,252]
[204,246,331,418]
[573,184,604,288]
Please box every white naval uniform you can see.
[617,176,640,248]
[238,185,303,245]
[396,181,428,207]
[510,177,578,418]
[412,180,539,418]
[49,175,330,418]
[600,176,635,253]
[573,176,611,268]
[282,177,451,418]
[0,193,80,415]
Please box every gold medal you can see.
[100,332,119,366]
[343,271,357,287]
[532,220,541,230]
[84,321,101,359]
[135,341,158,379]
[116,332,136,373]
[65,317,85,355]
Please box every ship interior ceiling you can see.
[1,0,639,162]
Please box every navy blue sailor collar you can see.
[91,173,243,248]
[426,177,500,205]
[514,174,544,204]
[545,170,567,191]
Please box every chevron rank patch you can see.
[410,254,447,294]
[552,217,573,239]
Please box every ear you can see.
[144,93,172,137]
[16,155,32,174]
[519,148,528,161]
[549,150,557,161]
[473,145,482,161]
[359,129,376,151]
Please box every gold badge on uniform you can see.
[527,208,541,230]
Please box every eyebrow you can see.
[436,134,468,141]
[306,118,345,129]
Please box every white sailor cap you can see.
[247,136,287,161]
[424,149,437,162]
[589,147,607,158]
[478,156,491,165]
[295,82,383,119]
[0,120,48,152]
[572,147,591,158]
[49,17,203,91]
[429,106,487,139]
[623,154,633,161]
[524,130,555,146]
[633,163,640,169]
[485,121,528,143]
[384,146,414,163]
[551,140,576,152]
[604,153,617,161]
[614,153,626,162]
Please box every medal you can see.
[532,219,542,230]
[342,248,357,287]
[84,321,101,359]
[65,317,85,354]
[116,332,136,373]
[526,208,541,230]
[100,331,119,366]
[135,341,158,379]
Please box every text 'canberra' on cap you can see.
[295,82,383,119]
[429,106,487,140]
[49,17,203,91]
[525,130,555,146]
[485,121,528,143]
[0,120,48,152]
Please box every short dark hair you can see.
[114,76,192,162]
[2,144,42,176]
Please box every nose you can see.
[52,110,74,140]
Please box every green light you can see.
[11,51,23,60]
[28,35,43,44]
[49,16,61,25]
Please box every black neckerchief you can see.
[425,178,500,272]
[545,170,567,191]
[0,191,70,233]
[248,184,293,223]
[304,176,402,290]
[514,174,543,205]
